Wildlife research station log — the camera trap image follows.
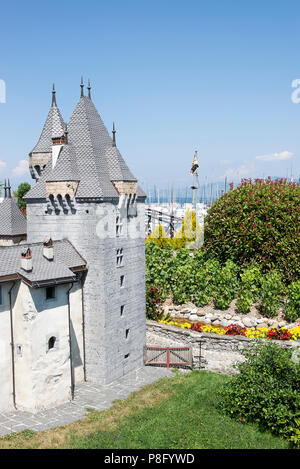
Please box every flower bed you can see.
[158,319,300,341]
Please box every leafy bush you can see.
[236,265,262,313]
[204,178,300,283]
[217,341,300,446]
[146,285,164,320]
[260,271,285,318]
[146,224,172,249]
[193,259,220,306]
[172,208,202,250]
[213,260,239,310]
[145,241,175,296]
[284,280,300,323]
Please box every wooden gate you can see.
[144,346,193,369]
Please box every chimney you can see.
[21,248,32,272]
[43,236,54,260]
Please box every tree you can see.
[13,182,31,211]
[204,178,300,283]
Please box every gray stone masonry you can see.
[26,199,146,385]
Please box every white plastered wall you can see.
[0,279,85,413]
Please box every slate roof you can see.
[0,197,27,236]
[0,239,86,287]
[26,93,146,200]
[30,103,65,154]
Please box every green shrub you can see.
[204,178,300,283]
[284,280,300,323]
[146,285,164,320]
[213,260,239,310]
[217,342,300,446]
[145,241,175,296]
[236,265,262,313]
[260,272,285,318]
[193,259,220,306]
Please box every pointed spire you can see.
[112,122,116,147]
[64,123,68,144]
[80,77,84,97]
[7,179,12,198]
[87,79,91,99]
[4,179,7,198]
[52,83,57,107]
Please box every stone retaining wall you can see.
[146,320,300,375]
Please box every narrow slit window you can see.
[48,336,56,350]
[120,275,125,288]
[120,305,125,316]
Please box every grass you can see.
[0,370,289,449]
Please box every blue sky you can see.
[0,0,299,191]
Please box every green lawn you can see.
[0,370,289,449]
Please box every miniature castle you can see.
[0,81,146,413]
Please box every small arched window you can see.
[48,336,56,350]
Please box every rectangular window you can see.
[116,215,123,237]
[120,305,125,316]
[116,248,124,267]
[125,328,130,339]
[46,286,55,300]
[120,275,125,288]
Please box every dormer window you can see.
[51,136,65,145]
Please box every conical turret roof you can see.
[26,83,146,200]
[30,86,65,154]
[0,184,27,236]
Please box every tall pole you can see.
[190,151,199,249]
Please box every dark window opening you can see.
[46,286,55,300]
[125,329,130,339]
[120,275,125,288]
[48,336,56,350]
[124,353,130,359]
[120,305,125,316]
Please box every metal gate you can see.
[144,346,193,369]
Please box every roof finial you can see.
[64,123,68,144]
[87,79,91,99]
[52,83,57,106]
[80,77,84,97]
[7,179,11,198]
[4,179,7,198]
[112,122,116,146]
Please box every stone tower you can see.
[25,81,146,384]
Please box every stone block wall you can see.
[146,320,300,375]
[26,197,146,385]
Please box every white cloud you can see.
[0,160,6,174]
[11,160,29,178]
[223,164,255,180]
[255,151,293,162]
